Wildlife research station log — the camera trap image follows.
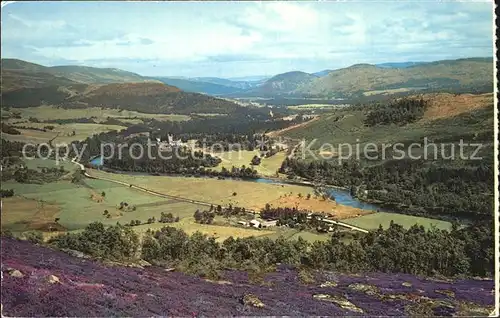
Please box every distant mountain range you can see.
[375,61,429,68]
[1,57,494,103]
[152,57,493,98]
[152,76,268,95]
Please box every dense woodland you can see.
[45,218,494,279]
[280,158,494,220]
[145,114,299,136]
[1,83,243,116]
[364,98,427,126]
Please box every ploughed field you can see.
[1,238,494,316]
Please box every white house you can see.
[261,220,278,228]
[249,220,261,228]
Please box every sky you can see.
[1,1,494,78]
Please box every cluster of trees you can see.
[280,158,493,219]
[193,209,215,224]
[193,203,250,224]
[159,212,179,223]
[250,155,261,166]
[8,124,49,133]
[0,189,14,198]
[49,222,140,260]
[218,166,259,179]
[1,123,21,135]
[260,204,328,231]
[5,166,66,184]
[41,117,97,124]
[190,133,259,152]
[103,142,222,175]
[364,98,427,126]
[128,220,142,226]
[118,202,136,212]
[46,219,494,279]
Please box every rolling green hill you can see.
[49,65,151,84]
[1,59,155,92]
[234,57,493,98]
[296,58,493,97]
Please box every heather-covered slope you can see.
[1,238,494,316]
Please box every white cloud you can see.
[0,1,493,77]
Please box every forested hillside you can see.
[1,81,247,115]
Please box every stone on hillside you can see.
[242,294,265,308]
[320,281,338,288]
[138,259,152,267]
[47,274,60,284]
[348,283,379,296]
[9,269,24,278]
[313,294,364,313]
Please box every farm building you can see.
[249,220,261,228]
[261,220,278,227]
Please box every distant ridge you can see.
[294,57,494,97]
[1,58,156,92]
[1,57,493,98]
[376,61,428,68]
